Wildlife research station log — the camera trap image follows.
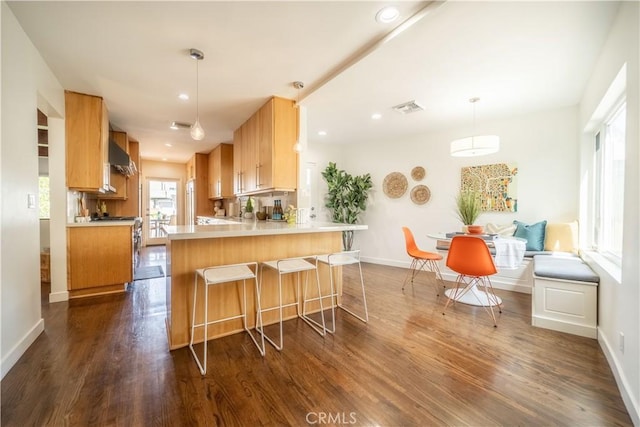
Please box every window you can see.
[593,100,625,262]
[39,176,50,219]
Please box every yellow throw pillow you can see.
[544,221,579,253]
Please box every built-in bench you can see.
[532,254,599,339]
[435,220,600,338]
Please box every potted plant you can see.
[455,190,483,233]
[243,197,254,219]
[322,162,373,250]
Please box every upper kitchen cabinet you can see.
[233,127,242,194]
[208,143,234,199]
[187,153,212,220]
[65,91,110,192]
[100,131,129,200]
[233,96,297,196]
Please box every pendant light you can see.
[450,97,499,157]
[189,48,205,141]
[293,81,304,153]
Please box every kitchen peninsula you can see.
[164,220,367,349]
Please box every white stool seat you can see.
[316,253,360,266]
[261,258,316,274]
[317,250,368,333]
[189,262,264,375]
[257,256,325,350]
[196,265,256,284]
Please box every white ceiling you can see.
[9,1,620,163]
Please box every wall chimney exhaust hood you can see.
[108,140,136,176]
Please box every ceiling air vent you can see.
[392,100,424,114]
[170,121,192,130]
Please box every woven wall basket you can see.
[382,172,408,199]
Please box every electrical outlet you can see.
[619,332,624,353]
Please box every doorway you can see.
[144,178,179,246]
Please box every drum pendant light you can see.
[189,48,205,141]
[450,97,499,157]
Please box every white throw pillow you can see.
[486,223,517,237]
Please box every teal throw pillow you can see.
[513,220,547,251]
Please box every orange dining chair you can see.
[401,227,445,295]
[442,235,501,327]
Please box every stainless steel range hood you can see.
[109,140,136,176]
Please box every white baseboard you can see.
[598,330,640,427]
[360,256,408,269]
[49,290,69,303]
[532,315,597,339]
[1,318,45,380]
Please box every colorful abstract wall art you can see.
[461,163,518,212]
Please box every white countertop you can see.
[165,220,367,240]
[68,221,138,228]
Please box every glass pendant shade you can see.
[189,48,205,141]
[450,135,500,157]
[191,118,205,140]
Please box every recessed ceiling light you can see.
[165,143,172,147]
[376,6,400,24]
[318,131,327,136]
[178,93,189,100]
[371,113,382,120]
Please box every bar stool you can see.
[316,250,368,334]
[257,256,325,350]
[189,262,264,375]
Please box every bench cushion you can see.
[533,255,599,283]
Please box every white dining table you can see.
[428,233,526,307]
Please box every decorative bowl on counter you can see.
[256,212,267,220]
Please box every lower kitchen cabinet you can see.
[67,224,133,298]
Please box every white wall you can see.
[1,2,65,378]
[309,106,579,267]
[578,2,639,424]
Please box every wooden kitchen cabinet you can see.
[120,139,140,216]
[100,131,129,200]
[233,96,297,196]
[65,91,110,192]
[187,153,212,221]
[186,155,196,181]
[233,118,256,194]
[233,127,242,194]
[237,115,258,194]
[67,225,133,298]
[208,143,234,199]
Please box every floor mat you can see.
[134,265,164,281]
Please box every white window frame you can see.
[592,97,626,265]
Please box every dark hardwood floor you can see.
[1,246,632,426]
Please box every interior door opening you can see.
[145,178,178,246]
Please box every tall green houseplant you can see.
[322,162,373,250]
[455,190,482,225]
